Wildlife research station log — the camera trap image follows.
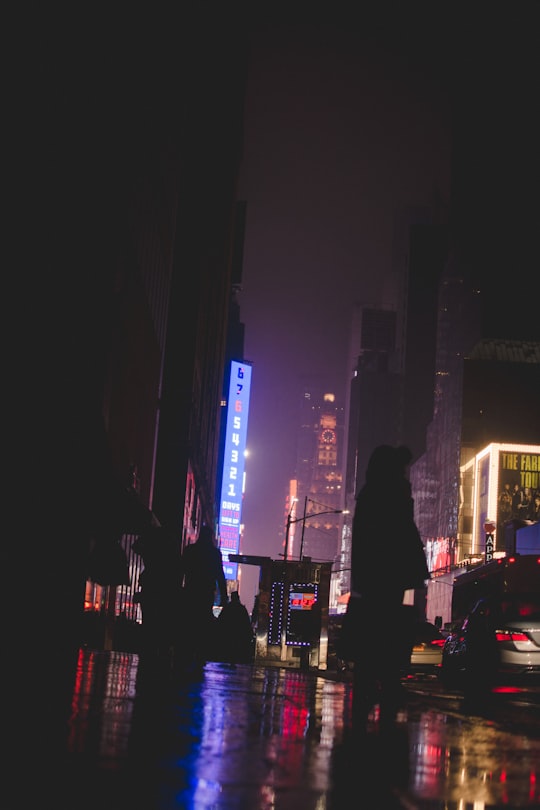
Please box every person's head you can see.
[396,444,413,475]
[365,444,395,483]
[198,525,215,545]
[365,444,412,485]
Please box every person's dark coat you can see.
[179,525,228,659]
[351,445,429,600]
[134,526,184,655]
[180,526,228,612]
[215,592,254,663]
[348,444,430,724]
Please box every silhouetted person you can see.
[250,593,260,630]
[215,591,254,663]
[350,444,429,726]
[134,526,183,662]
[180,525,228,661]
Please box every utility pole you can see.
[284,512,291,562]
[299,498,349,561]
[299,496,308,560]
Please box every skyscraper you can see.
[290,380,345,567]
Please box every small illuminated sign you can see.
[289,592,317,610]
[286,583,319,646]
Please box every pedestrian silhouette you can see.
[134,526,184,662]
[180,525,229,662]
[349,444,429,726]
[250,593,260,629]
[215,591,255,663]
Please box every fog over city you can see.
[235,13,540,609]
[7,15,540,802]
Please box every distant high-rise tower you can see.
[340,306,401,597]
[290,379,345,566]
[344,305,401,505]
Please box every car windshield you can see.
[500,594,540,621]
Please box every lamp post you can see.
[292,496,348,561]
[279,497,349,665]
[283,497,298,562]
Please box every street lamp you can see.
[279,496,349,665]
[296,496,349,560]
[283,497,298,562]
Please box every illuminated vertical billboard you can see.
[219,360,252,580]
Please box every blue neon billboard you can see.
[219,360,252,579]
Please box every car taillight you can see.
[431,639,446,648]
[495,629,529,643]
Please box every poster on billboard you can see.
[424,536,457,575]
[497,450,540,537]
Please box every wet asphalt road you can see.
[18,651,540,809]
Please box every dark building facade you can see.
[402,223,449,462]
[13,18,250,756]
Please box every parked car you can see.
[405,620,446,674]
[440,593,540,689]
[328,612,446,675]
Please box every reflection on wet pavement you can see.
[64,649,540,809]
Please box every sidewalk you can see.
[12,647,540,809]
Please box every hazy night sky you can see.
[23,8,537,613]
[235,12,540,608]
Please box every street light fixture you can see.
[283,497,298,562]
[295,496,349,561]
[279,496,349,664]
